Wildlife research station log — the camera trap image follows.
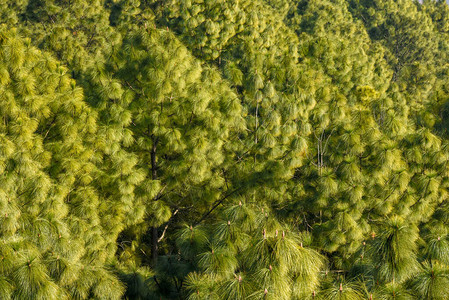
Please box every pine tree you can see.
[108,25,244,267]
[182,202,324,299]
[348,0,438,98]
[5,0,151,265]
[3,0,449,298]
[0,27,124,299]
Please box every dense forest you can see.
[2,0,449,299]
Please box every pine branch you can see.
[153,184,167,201]
[194,187,242,225]
[41,115,58,141]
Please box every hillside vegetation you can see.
[2,0,449,299]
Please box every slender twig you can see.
[157,209,179,243]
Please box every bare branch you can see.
[157,209,179,243]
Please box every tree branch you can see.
[157,208,179,243]
[194,187,241,225]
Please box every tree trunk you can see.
[151,136,159,266]
[151,226,158,266]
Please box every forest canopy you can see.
[2,0,449,299]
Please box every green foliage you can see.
[408,261,449,299]
[319,279,367,300]
[178,203,325,299]
[3,0,449,298]
[0,26,123,298]
[368,216,420,283]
